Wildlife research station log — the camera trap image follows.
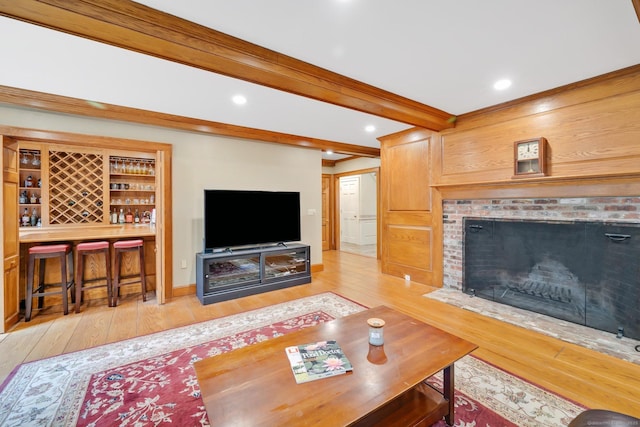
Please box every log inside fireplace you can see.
[463,218,640,340]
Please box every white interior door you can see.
[339,176,360,244]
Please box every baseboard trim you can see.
[173,284,196,297]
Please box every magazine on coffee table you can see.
[285,340,353,384]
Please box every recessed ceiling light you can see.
[365,125,376,133]
[326,150,334,155]
[232,94,247,105]
[86,100,106,109]
[493,79,512,91]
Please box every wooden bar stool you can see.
[113,239,147,305]
[75,241,112,313]
[25,243,75,322]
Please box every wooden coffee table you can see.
[194,305,477,426]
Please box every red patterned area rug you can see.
[0,292,584,426]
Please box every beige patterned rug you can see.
[429,356,584,426]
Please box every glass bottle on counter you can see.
[134,208,140,223]
[118,208,125,224]
[111,208,118,224]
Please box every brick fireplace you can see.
[442,197,640,339]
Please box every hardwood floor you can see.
[340,242,377,258]
[1,250,639,419]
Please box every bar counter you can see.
[18,224,158,311]
[19,224,156,243]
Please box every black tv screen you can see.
[204,189,301,250]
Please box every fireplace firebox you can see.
[463,218,640,340]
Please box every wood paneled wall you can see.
[380,65,640,286]
[379,128,442,285]
[435,65,640,193]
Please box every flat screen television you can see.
[204,189,301,250]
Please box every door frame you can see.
[333,167,380,259]
[321,173,334,251]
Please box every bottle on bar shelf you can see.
[125,208,133,224]
[21,208,30,227]
[30,208,38,227]
[118,208,125,224]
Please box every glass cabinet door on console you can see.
[196,244,311,305]
[200,254,261,293]
[263,248,309,282]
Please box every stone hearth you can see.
[425,287,640,365]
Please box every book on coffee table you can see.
[285,340,353,384]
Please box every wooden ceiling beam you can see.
[0,0,455,132]
[0,85,380,158]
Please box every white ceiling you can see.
[1,1,639,160]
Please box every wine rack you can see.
[49,150,104,225]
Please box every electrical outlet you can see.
[180,259,187,269]
[404,274,410,281]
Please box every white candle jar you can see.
[367,318,385,346]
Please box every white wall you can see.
[172,135,321,287]
[0,105,322,289]
[324,157,380,175]
[359,172,377,217]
